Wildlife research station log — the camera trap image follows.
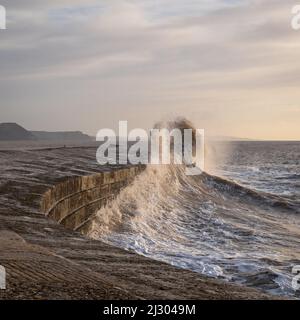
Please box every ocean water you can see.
[89,141,300,297]
[209,141,300,198]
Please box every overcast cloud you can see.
[0,0,299,139]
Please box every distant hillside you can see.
[0,123,36,141]
[0,122,92,141]
[31,131,92,141]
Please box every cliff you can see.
[0,123,36,141]
[0,122,92,142]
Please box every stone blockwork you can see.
[0,145,276,300]
[41,166,144,234]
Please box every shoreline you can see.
[0,145,279,300]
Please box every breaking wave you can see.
[89,118,300,297]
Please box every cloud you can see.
[0,0,297,82]
[0,0,299,139]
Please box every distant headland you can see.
[0,122,92,141]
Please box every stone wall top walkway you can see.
[0,144,275,300]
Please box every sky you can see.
[0,0,300,140]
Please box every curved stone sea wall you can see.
[41,166,145,234]
[0,147,274,299]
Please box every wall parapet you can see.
[41,166,145,234]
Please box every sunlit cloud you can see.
[0,0,299,140]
